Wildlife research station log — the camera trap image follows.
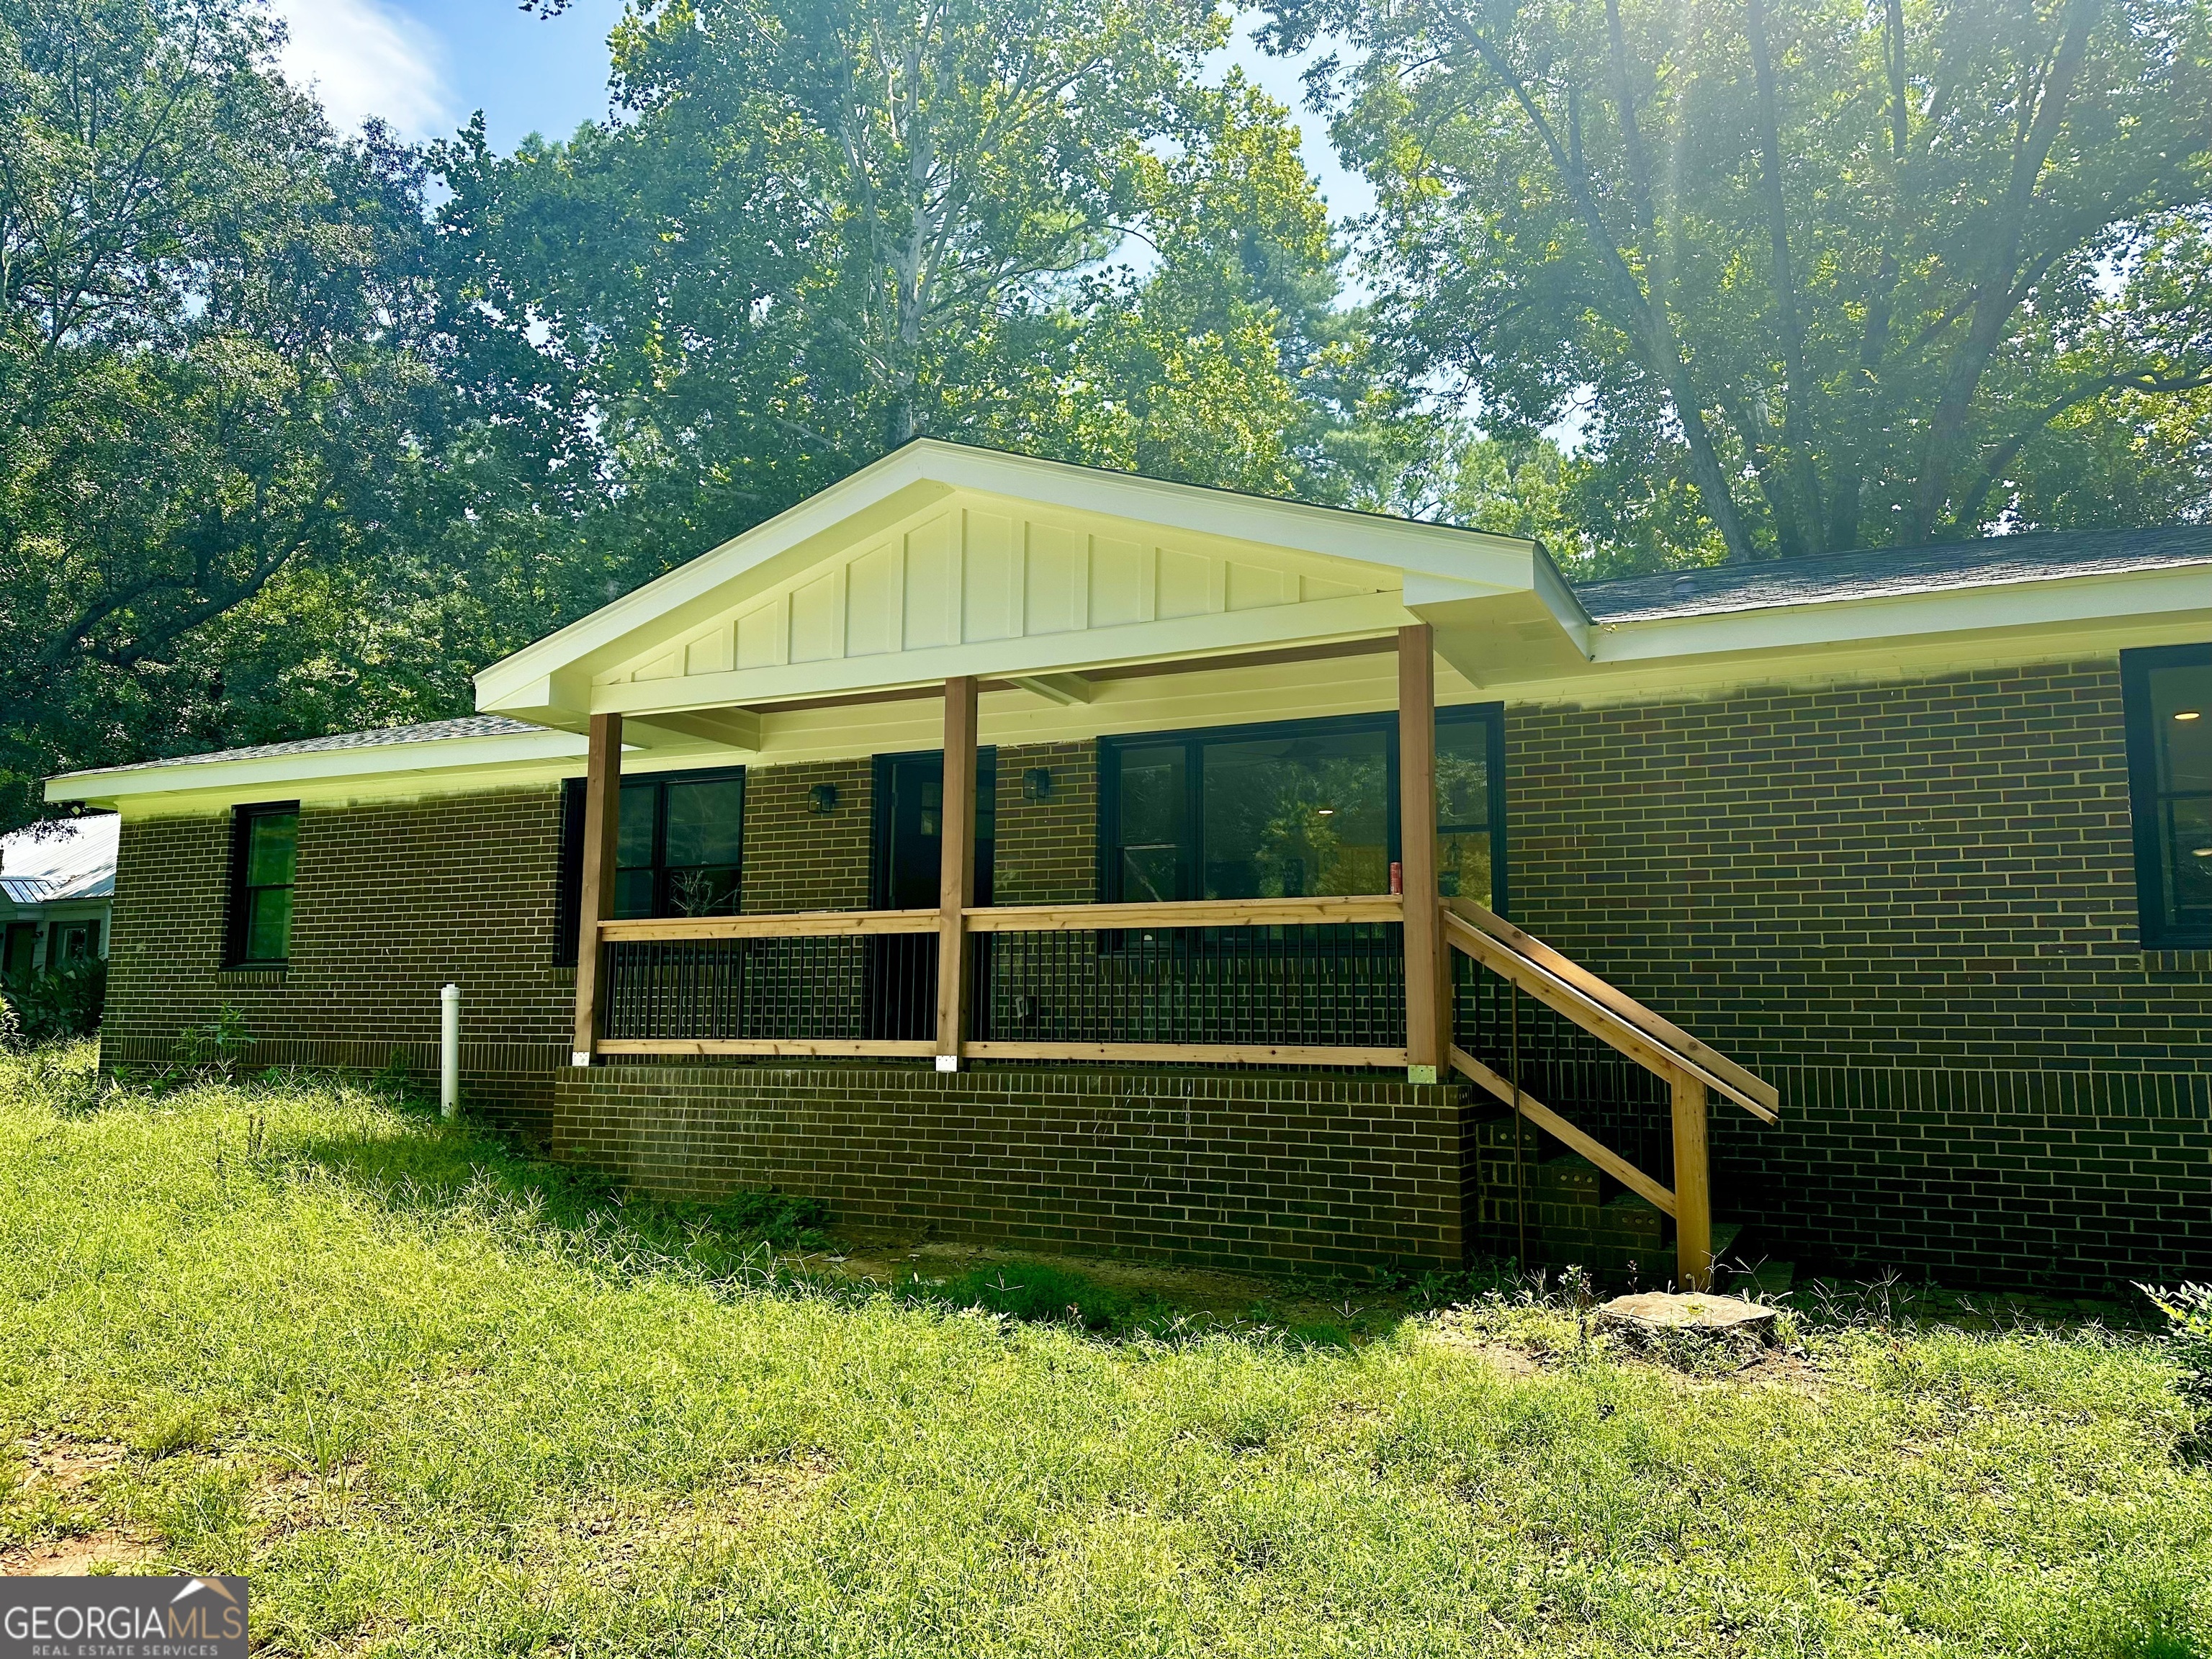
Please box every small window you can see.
[50,919,101,963]
[2122,644,2212,948]
[228,802,299,966]
[555,767,748,960]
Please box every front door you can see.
[868,750,994,1039]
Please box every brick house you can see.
[47,442,2212,1290]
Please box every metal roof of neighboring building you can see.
[0,813,119,905]
[1573,524,2212,624]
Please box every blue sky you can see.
[272,0,1375,220]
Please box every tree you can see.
[1267,0,2212,561]
[0,0,454,825]
[438,0,1401,607]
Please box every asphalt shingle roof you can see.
[68,715,551,777]
[1571,524,2212,623]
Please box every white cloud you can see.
[274,0,453,143]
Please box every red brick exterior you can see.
[556,1063,1476,1273]
[91,656,2212,1286]
[101,790,575,1136]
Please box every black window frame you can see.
[554,765,748,965]
[226,800,300,968]
[2121,642,2212,949]
[1097,704,1509,914]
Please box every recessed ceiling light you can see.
[1316,807,1335,817]
[2177,710,2203,721]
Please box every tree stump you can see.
[1595,1291,1780,1344]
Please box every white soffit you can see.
[475,441,1554,724]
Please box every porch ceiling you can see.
[475,441,1587,736]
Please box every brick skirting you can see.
[554,1062,1479,1275]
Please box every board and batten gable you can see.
[600,503,1395,694]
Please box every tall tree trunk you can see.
[1746,0,1825,556]
[1908,0,2100,538]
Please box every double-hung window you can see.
[2121,644,2212,948]
[1101,706,1507,909]
[228,802,299,966]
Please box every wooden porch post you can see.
[1671,1074,1713,1289]
[571,712,624,1066]
[1398,623,1445,1082]
[935,675,979,1071]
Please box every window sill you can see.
[218,966,287,986]
[2139,948,2212,977]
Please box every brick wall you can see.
[102,790,575,1138]
[557,1062,1475,1274]
[739,758,874,912]
[93,657,2212,1287]
[993,742,1098,904]
[1502,657,2212,1288]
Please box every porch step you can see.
[1470,1110,1751,1287]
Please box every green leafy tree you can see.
[438,0,1403,613]
[0,0,454,824]
[1268,0,2212,562]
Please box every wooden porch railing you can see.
[1441,896,1777,1287]
[585,893,1410,1065]
[568,648,1774,1287]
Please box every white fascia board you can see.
[1591,564,2212,665]
[474,464,958,711]
[475,440,1537,717]
[589,591,1413,717]
[929,444,1537,581]
[44,727,588,809]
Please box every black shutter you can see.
[553,777,586,966]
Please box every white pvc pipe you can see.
[439,984,460,1120]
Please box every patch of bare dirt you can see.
[12,1436,128,1496]
[809,1230,1398,1334]
[2,1529,157,1576]
[1423,1319,1544,1377]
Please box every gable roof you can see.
[472,438,1575,731]
[1579,524,2212,624]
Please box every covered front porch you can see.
[485,442,1776,1284]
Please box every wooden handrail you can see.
[1441,907,1777,1125]
[598,895,1405,943]
[596,909,937,941]
[966,894,1403,932]
[1451,1047,1676,1217]
[1442,899,1779,1116]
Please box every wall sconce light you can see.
[808,783,839,815]
[1022,768,1053,802]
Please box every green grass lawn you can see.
[1,1044,2207,1657]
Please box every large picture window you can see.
[1101,707,1507,910]
[227,801,299,966]
[557,766,747,961]
[2121,644,2212,948]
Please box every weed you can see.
[171,1005,255,1082]
[2140,1281,2212,1452]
